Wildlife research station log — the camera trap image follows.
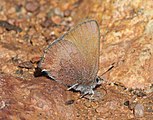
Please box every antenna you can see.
[100,62,115,76]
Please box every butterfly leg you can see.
[80,89,94,98]
[42,69,55,80]
[67,83,79,90]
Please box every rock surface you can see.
[0,74,77,120]
[0,0,153,119]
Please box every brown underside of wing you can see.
[41,40,85,85]
[40,20,100,86]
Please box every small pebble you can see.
[25,1,39,12]
[0,101,5,109]
[41,18,52,28]
[18,61,34,69]
[64,10,71,17]
[65,99,75,105]
[15,69,23,75]
[54,8,64,17]
[51,16,62,25]
[0,20,22,32]
[15,4,22,12]
[133,103,144,118]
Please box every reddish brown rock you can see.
[95,1,153,90]
[0,0,153,119]
[0,74,77,120]
[99,20,153,89]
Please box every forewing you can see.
[38,20,100,86]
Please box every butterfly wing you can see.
[38,20,100,87]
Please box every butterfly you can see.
[38,20,101,98]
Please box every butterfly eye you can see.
[96,77,103,85]
[96,77,100,83]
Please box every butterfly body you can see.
[38,20,101,97]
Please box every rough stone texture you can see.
[96,0,153,89]
[0,74,77,120]
[0,0,153,119]
[99,20,153,89]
